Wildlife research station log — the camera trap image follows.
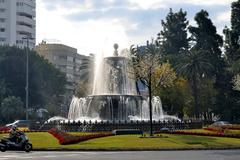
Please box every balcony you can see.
[17,6,35,18]
[17,24,34,35]
[17,15,35,26]
[0,10,6,18]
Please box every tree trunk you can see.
[149,73,153,136]
[192,75,199,119]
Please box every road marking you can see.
[1,155,20,158]
[42,156,57,158]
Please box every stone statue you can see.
[113,43,119,57]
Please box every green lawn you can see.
[1,132,240,150]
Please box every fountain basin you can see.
[70,95,145,121]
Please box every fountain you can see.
[67,44,180,122]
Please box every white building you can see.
[0,0,36,49]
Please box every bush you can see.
[0,96,24,123]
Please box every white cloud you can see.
[179,0,234,6]
[36,0,131,55]
[216,11,231,23]
[129,0,234,10]
[36,0,233,55]
[129,0,167,10]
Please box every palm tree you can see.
[176,48,213,118]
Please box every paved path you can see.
[0,150,239,160]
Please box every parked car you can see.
[6,120,31,128]
[211,121,231,127]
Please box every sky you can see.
[36,0,235,55]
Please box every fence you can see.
[41,120,208,132]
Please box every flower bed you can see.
[203,126,224,133]
[168,130,240,138]
[221,125,240,130]
[153,125,240,138]
[48,128,114,145]
[0,126,10,133]
[0,127,42,134]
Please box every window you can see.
[0,18,5,22]
[53,56,57,61]
[75,59,81,64]
[59,65,66,70]
[59,55,67,60]
[66,66,73,70]
[0,0,5,3]
[66,74,74,79]
[0,9,5,12]
[67,56,73,62]
[16,2,23,6]
[0,28,5,32]
[0,37,6,42]
[16,40,23,44]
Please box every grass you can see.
[1,132,240,150]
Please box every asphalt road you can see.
[0,150,240,160]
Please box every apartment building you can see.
[36,42,90,101]
[0,0,36,49]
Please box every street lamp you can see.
[22,35,34,120]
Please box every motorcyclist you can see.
[8,125,20,143]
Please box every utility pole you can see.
[22,35,34,120]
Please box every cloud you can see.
[41,0,234,11]
[176,0,234,6]
[216,11,231,23]
[36,0,233,54]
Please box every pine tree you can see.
[215,0,240,122]
[223,0,240,72]
[158,8,189,65]
[189,10,223,75]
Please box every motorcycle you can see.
[0,132,32,152]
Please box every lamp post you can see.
[22,35,34,120]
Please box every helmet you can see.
[11,124,17,131]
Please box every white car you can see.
[6,120,31,128]
[211,121,231,126]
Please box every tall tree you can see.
[176,48,213,118]
[131,40,176,135]
[155,77,193,119]
[223,0,240,72]
[0,96,24,123]
[0,46,66,121]
[215,0,240,122]
[189,10,223,74]
[158,8,189,65]
[131,40,161,136]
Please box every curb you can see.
[32,147,240,152]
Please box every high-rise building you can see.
[0,0,36,49]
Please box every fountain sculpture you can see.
[68,44,179,122]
